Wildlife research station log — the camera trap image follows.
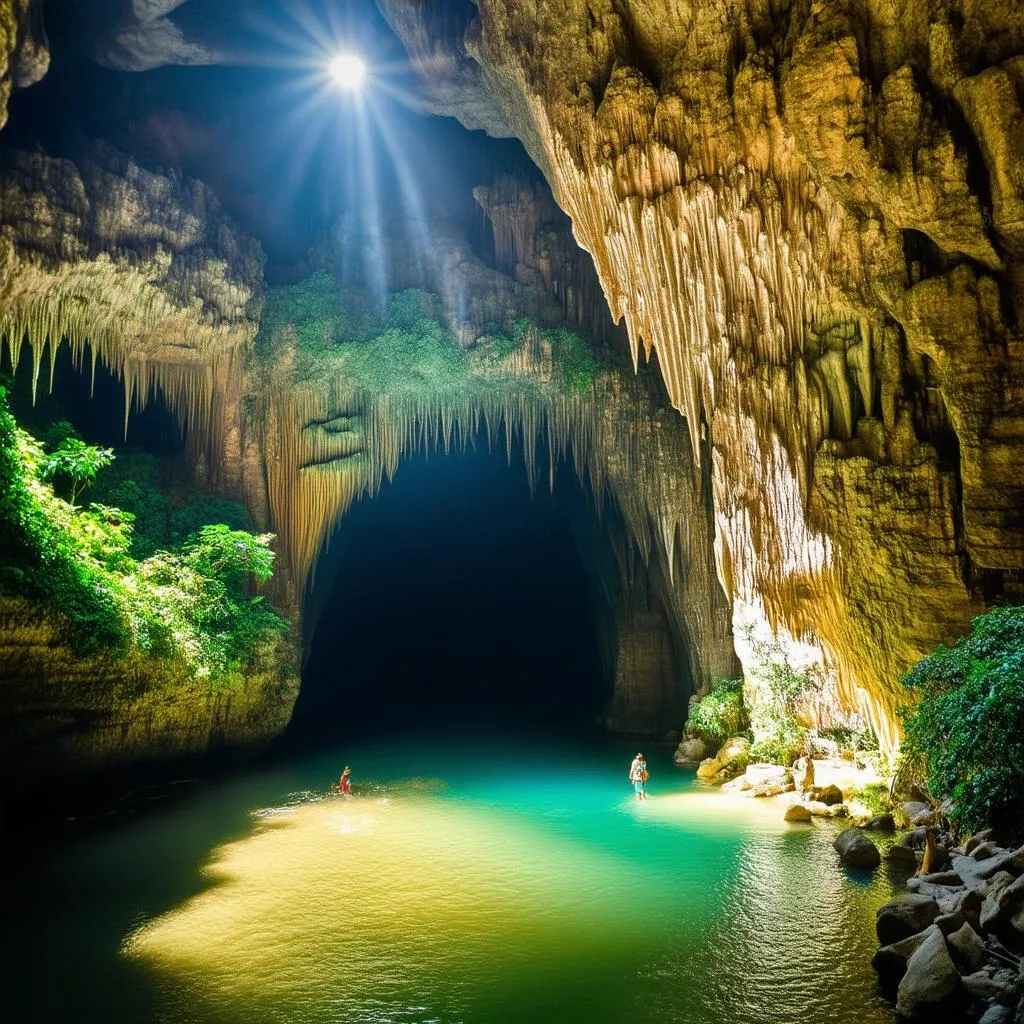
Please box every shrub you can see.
[748,713,806,766]
[743,627,819,764]
[900,605,1024,834]
[851,782,891,817]
[687,677,746,746]
[0,387,289,679]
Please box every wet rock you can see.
[946,921,987,973]
[784,804,812,822]
[863,813,895,832]
[696,757,722,781]
[977,1005,1012,1024]
[896,925,962,1018]
[902,800,932,821]
[962,970,1019,1005]
[876,894,940,945]
[674,736,707,765]
[965,829,995,855]
[981,872,1018,930]
[886,845,919,866]
[835,828,881,869]
[872,931,929,987]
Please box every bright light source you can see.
[329,53,366,90]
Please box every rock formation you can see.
[379,0,1024,750]
[0,597,297,793]
[0,0,47,130]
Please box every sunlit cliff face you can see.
[380,0,1024,749]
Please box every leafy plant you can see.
[851,782,891,817]
[0,387,289,679]
[900,606,1024,834]
[742,626,820,764]
[687,676,746,746]
[41,436,114,506]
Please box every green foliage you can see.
[546,325,600,394]
[41,436,115,506]
[169,493,250,547]
[900,606,1024,834]
[0,388,125,651]
[687,677,747,746]
[852,782,892,817]
[257,273,605,403]
[743,627,821,765]
[88,449,167,558]
[748,716,807,766]
[0,388,288,679]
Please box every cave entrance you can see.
[290,437,618,747]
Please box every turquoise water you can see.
[4,737,902,1023]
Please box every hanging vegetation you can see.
[0,386,288,681]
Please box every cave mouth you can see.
[287,434,612,749]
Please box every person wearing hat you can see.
[629,753,648,800]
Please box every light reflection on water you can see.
[6,740,903,1024]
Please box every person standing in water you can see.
[629,753,648,800]
[333,766,353,795]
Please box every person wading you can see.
[629,753,649,800]
[332,766,353,795]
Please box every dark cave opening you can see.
[288,438,613,747]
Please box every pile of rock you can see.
[783,783,849,820]
[871,830,1024,1020]
[694,736,751,784]
[721,763,796,797]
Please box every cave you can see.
[1,2,1023,1023]
[293,438,616,742]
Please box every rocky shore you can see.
[871,832,1024,1021]
[678,735,1024,1020]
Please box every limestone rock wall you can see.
[0,598,299,791]
[0,0,47,130]
[383,0,1024,749]
[0,146,263,486]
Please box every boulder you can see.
[784,804,812,822]
[901,800,936,827]
[896,925,962,1018]
[946,921,987,974]
[886,845,919,867]
[872,931,930,987]
[811,784,844,806]
[834,828,881,869]
[721,775,752,793]
[900,827,928,851]
[806,801,848,818]
[744,763,792,787]
[980,871,1018,931]
[961,970,1019,1004]
[972,841,1002,861]
[674,736,707,765]
[965,829,995,855]
[863,813,896,832]
[876,894,940,945]
[696,757,722,781]
[977,1006,1013,1024]
[716,736,750,764]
